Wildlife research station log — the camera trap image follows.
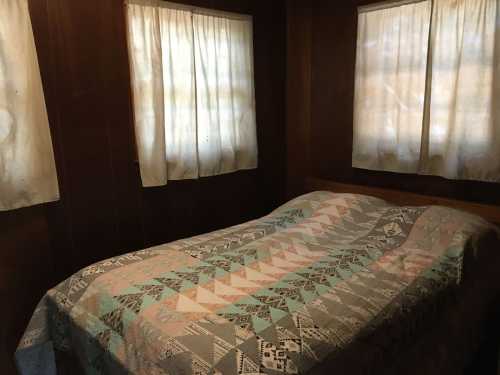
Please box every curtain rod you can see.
[125,0,252,21]
[358,0,429,14]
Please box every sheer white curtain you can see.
[353,1,432,173]
[0,0,59,211]
[194,13,257,177]
[421,0,500,181]
[160,5,198,180]
[126,0,257,187]
[126,1,196,186]
[353,0,500,183]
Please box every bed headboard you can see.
[306,177,500,226]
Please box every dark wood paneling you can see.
[287,0,500,207]
[286,0,312,199]
[310,1,358,182]
[252,0,287,212]
[0,1,286,374]
[0,206,56,375]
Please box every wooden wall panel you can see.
[252,0,287,213]
[286,0,312,199]
[287,0,500,207]
[0,1,286,374]
[0,206,56,375]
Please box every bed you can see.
[16,191,500,375]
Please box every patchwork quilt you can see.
[15,191,499,375]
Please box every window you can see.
[126,0,258,187]
[0,0,59,211]
[353,0,500,182]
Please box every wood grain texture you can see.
[0,205,56,375]
[307,177,500,226]
[0,1,286,374]
[286,0,312,199]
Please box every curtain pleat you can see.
[421,0,500,181]
[160,6,198,180]
[193,14,257,177]
[0,0,59,211]
[126,0,167,187]
[353,1,432,173]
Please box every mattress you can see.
[15,191,500,375]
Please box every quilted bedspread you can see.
[15,191,500,375]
